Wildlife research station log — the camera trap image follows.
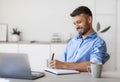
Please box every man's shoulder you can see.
[93,36,106,45]
[95,36,105,41]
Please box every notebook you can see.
[0,53,45,80]
[44,67,80,75]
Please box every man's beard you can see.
[77,26,90,35]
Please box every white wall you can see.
[117,0,120,71]
[0,0,95,42]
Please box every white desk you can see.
[5,72,120,82]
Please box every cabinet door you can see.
[0,43,18,53]
[50,43,67,60]
[18,44,50,72]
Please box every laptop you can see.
[0,53,45,80]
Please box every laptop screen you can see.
[0,53,45,80]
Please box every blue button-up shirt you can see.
[60,32,110,64]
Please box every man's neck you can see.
[82,28,94,39]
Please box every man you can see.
[50,6,110,72]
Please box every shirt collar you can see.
[76,32,97,39]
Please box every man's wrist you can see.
[62,62,68,69]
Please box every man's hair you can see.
[70,6,92,17]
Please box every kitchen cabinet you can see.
[18,44,50,72]
[0,43,18,53]
[0,42,67,72]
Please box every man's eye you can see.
[77,21,81,24]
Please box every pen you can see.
[51,53,54,60]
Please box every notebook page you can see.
[44,68,80,75]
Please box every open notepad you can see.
[44,68,80,75]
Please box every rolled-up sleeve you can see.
[90,39,110,64]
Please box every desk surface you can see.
[4,72,120,82]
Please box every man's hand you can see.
[50,60,91,72]
[50,60,65,69]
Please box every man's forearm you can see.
[63,62,91,72]
[50,60,91,72]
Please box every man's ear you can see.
[88,16,92,24]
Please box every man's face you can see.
[73,14,91,35]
